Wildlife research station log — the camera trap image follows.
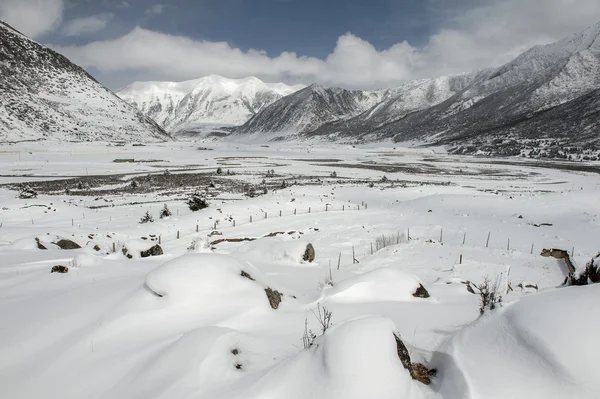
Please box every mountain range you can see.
[0,21,170,143]
[117,75,304,134]
[233,22,600,158]
[1,17,599,159]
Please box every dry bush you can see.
[472,276,503,315]
[375,232,405,251]
[302,303,333,349]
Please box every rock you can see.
[411,362,435,385]
[394,334,435,385]
[93,244,101,251]
[394,334,412,370]
[122,244,164,259]
[412,284,430,298]
[240,271,255,281]
[51,265,68,273]
[265,287,282,309]
[303,243,315,263]
[35,237,47,250]
[54,239,81,250]
[140,244,163,258]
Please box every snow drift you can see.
[433,284,600,399]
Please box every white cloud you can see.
[62,13,114,37]
[53,0,600,89]
[145,4,166,16]
[0,0,64,38]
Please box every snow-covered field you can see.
[0,141,599,399]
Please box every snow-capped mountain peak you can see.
[118,75,305,133]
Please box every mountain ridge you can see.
[0,20,171,143]
[117,75,305,134]
[230,22,600,159]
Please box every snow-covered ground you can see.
[0,141,599,399]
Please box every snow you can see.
[234,237,314,265]
[0,23,169,143]
[324,268,429,303]
[0,141,598,399]
[117,75,305,133]
[433,284,600,399]
[225,316,424,399]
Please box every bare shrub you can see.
[375,232,405,251]
[312,303,333,334]
[472,276,503,315]
[302,303,333,349]
[187,237,208,252]
[302,319,317,349]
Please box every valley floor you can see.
[0,141,599,399]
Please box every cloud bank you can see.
[4,0,600,89]
[0,0,64,38]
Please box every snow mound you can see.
[234,237,316,265]
[72,253,100,268]
[325,268,430,303]
[145,253,277,309]
[229,316,424,399]
[433,284,600,399]
[104,327,244,399]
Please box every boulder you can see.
[35,237,47,250]
[54,239,81,250]
[412,284,430,298]
[122,243,164,259]
[51,265,68,273]
[265,287,283,309]
[303,243,315,263]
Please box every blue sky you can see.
[2,0,600,89]
[52,0,444,55]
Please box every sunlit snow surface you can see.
[0,141,599,399]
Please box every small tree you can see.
[187,193,209,212]
[159,204,172,219]
[381,175,389,183]
[139,211,154,224]
[216,167,223,175]
[330,171,337,178]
